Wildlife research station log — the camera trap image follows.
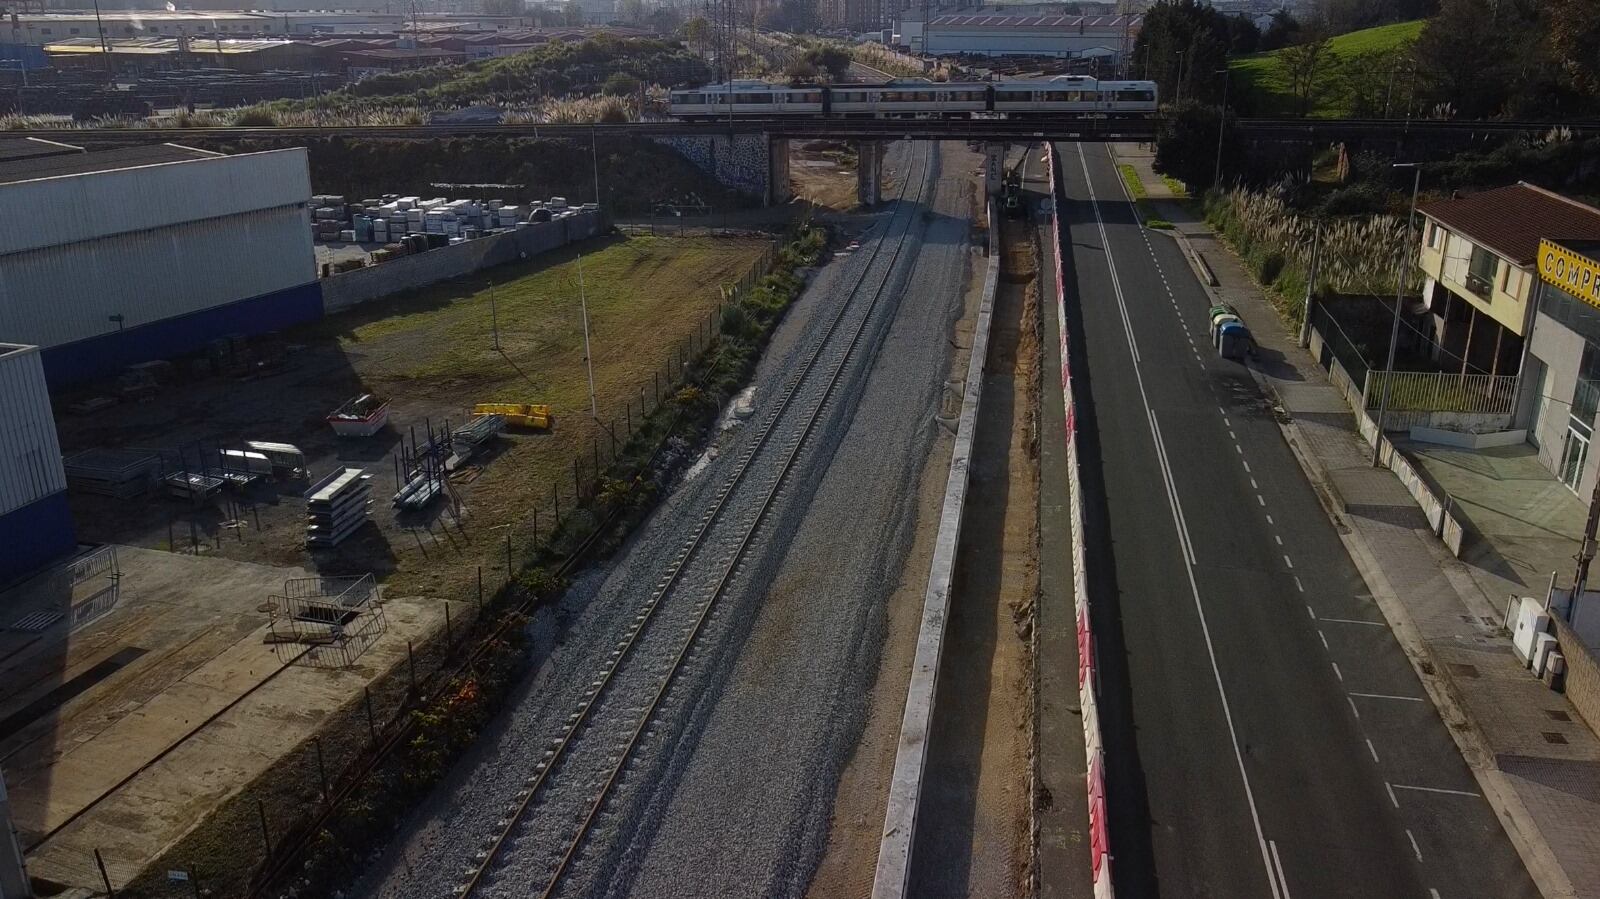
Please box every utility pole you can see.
[1372,163,1423,467]
[1213,67,1231,188]
[590,125,601,208]
[577,255,597,419]
[1299,223,1321,348]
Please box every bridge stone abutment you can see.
[653,132,791,206]
[856,140,885,207]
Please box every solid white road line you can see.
[1385,782,1400,808]
[1319,617,1385,627]
[1331,662,1343,681]
[1391,783,1482,798]
[1406,828,1424,862]
[1269,840,1295,899]
[1367,738,1381,763]
[1347,696,1361,720]
[1294,576,1304,593]
[1348,692,1425,703]
[1078,140,1283,899]
[1318,630,1329,649]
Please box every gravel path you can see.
[355,142,944,899]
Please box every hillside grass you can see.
[1230,20,1425,117]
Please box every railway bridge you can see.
[12,116,1588,206]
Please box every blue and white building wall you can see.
[0,148,321,386]
[0,344,74,585]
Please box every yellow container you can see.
[473,403,552,429]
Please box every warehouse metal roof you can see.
[0,137,84,164]
[926,14,1141,29]
[0,144,221,186]
[44,37,306,55]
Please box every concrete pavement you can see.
[1059,139,1538,899]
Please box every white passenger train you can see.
[668,76,1159,119]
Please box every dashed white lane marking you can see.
[1229,429,1237,440]
[1385,782,1400,808]
[1392,783,1482,798]
[1366,738,1381,764]
[1318,630,1329,649]
[1243,460,1253,473]
[1348,691,1425,703]
[1266,514,1274,525]
[1294,576,1304,593]
[1331,661,1343,681]
[1320,617,1384,627]
[1406,828,1424,862]
[1306,605,1316,619]
[1347,696,1361,720]
[1257,495,1266,506]
[1235,444,1245,455]
[1430,890,1442,899]
[1251,477,1260,489]
[1274,534,1283,546]
[1282,554,1294,568]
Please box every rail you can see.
[456,143,935,898]
[1362,370,1519,415]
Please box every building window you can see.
[1467,245,1498,298]
[1427,222,1443,249]
[1500,265,1512,293]
[40,28,51,35]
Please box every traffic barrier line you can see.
[870,199,1003,899]
[1048,142,1115,899]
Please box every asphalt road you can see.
[1050,140,1539,899]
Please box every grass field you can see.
[1230,20,1424,117]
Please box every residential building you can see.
[1418,182,1600,497]
[1532,238,1600,497]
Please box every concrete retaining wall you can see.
[653,134,775,202]
[1310,318,1472,558]
[320,210,605,314]
[870,199,1001,899]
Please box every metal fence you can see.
[1362,370,1520,415]
[1311,302,1372,386]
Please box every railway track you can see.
[450,142,936,899]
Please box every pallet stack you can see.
[305,467,372,548]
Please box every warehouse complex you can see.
[0,140,320,385]
[0,344,74,585]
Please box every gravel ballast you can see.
[358,142,958,899]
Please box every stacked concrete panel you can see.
[0,343,75,584]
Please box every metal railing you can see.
[1363,370,1520,414]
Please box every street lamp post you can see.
[1371,162,1423,467]
[1213,67,1231,189]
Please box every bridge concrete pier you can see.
[767,136,792,206]
[984,142,1006,196]
[856,139,885,207]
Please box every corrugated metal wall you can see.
[0,204,315,348]
[0,345,67,516]
[0,148,311,256]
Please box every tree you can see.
[1278,35,1332,116]
[1131,0,1234,105]
[1224,14,1260,54]
[1544,0,1600,95]
[802,45,850,80]
[786,57,820,82]
[1413,0,1514,117]
[602,72,639,94]
[683,16,713,54]
[1259,10,1300,51]
[1153,99,1241,190]
[619,0,645,22]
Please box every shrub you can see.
[234,107,278,126]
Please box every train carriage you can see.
[668,75,1158,120]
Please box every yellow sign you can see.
[1540,239,1600,308]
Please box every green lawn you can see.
[1230,20,1425,117]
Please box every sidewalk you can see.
[1112,146,1600,899]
